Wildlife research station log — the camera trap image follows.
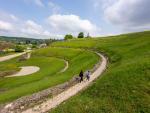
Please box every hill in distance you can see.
[0,36,45,44]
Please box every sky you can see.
[0,0,150,39]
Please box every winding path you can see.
[22,52,107,113]
[0,52,27,62]
[58,59,69,73]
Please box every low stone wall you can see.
[0,76,80,113]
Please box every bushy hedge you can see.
[14,45,25,52]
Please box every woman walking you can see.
[85,71,90,81]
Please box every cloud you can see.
[10,14,18,21]
[0,12,63,39]
[92,0,117,10]
[21,14,101,39]
[0,20,13,31]
[0,12,101,39]
[22,20,43,35]
[104,0,150,31]
[48,1,61,14]
[0,11,19,23]
[47,14,101,36]
[24,0,44,7]
[0,11,51,38]
[25,0,61,10]
[20,20,63,39]
[21,20,54,38]
[34,0,44,7]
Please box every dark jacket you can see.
[79,70,83,77]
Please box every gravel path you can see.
[0,52,27,62]
[59,60,69,73]
[6,66,40,77]
[22,53,107,113]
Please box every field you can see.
[49,31,150,113]
[0,47,99,104]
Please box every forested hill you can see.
[0,36,44,44]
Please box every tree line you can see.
[64,32,91,40]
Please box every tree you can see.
[78,32,84,38]
[64,34,73,40]
[14,45,25,52]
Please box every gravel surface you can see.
[6,66,40,77]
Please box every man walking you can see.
[79,70,84,83]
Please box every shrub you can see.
[14,45,25,52]
[78,32,84,38]
[64,34,73,40]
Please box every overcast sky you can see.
[0,0,150,39]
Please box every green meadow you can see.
[50,31,150,113]
[0,47,99,103]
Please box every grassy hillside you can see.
[50,31,150,113]
[0,47,99,104]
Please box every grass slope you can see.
[0,47,99,104]
[50,31,150,113]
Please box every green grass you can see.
[0,47,99,104]
[50,31,150,113]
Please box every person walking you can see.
[85,71,90,81]
[79,70,84,83]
